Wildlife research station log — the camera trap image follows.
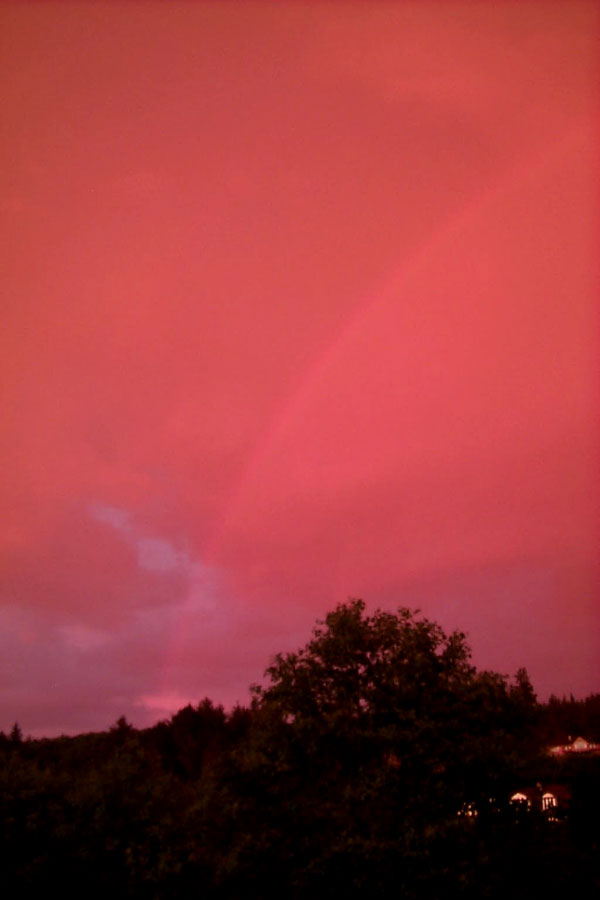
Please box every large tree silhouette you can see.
[208,601,541,896]
[253,600,534,782]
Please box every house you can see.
[549,735,600,757]
[510,782,571,819]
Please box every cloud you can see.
[136,537,184,572]
[0,498,235,735]
[137,691,196,719]
[91,502,192,573]
[59,623,112,652]
[90,503,132,533]
[0,558,226,736]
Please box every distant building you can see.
[548,735,600,757]
[510,782,571,818]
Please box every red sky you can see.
[1,1,599,736]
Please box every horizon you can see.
[7,619,600,742]
[6,598,599,742]
[2,1,599,738]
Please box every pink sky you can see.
[1,1,599,736]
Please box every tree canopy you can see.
[187,601,552,896]
[254,599,475,718]
[252,600,537,785]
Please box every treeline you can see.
[4,691,600,768]
[1,602,599,898]
[538,693,600,744]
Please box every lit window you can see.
[510,792,531,808]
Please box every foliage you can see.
[252,600,539,795]
[539,692,600,744]
[206,600,546,895]
[0,601,598,897]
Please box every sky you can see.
[1,1,599,737]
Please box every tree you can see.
[109,715,133,734]
[254,598,474,720]
[251,600,525,783]
[211,600,543,896]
